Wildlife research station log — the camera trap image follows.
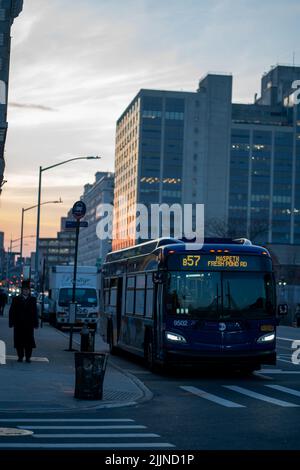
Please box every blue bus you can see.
[100,238,278,372]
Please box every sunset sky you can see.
[0,0,299,256]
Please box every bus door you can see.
[155,283,164,360]
[116,277,123,341]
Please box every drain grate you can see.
[0,428,33,437]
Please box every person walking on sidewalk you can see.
[9,281,39,363]
[0,289,7,316]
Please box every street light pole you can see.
[21,198,62,279]
[20,208,25,266]
[34,156,100,291]
[35,166,42,289]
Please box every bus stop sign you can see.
[72,201,86,220]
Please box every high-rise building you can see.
[229,65,300,245]
[77,171,114,267]
[113,74,232,250]
[0,0,23,192]
[112,65,300,250]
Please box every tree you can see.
[206,217,270,243]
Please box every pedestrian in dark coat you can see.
[0,289,7,316]
[9,281,39,363]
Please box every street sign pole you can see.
[66,219,80,352]
[66,201,87,352]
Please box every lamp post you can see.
[20,199,62,269]
[34,156,101,290]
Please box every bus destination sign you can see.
[167,253,272,272]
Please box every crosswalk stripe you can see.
[0,443,175,449]
[0,419,134,423]
[266,385,300,397]
[18,425,146,430]
[259,369,300,374]
[180,386,244,408]
[277,337,297,342]
[224,385,299,407]
[33,433,160,438]
[277,358,294,364]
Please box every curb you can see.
[0,328,153,414]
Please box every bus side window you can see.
[135,274,146,316]
[145,274,154,318]
[126,276,135,314]
[110,278,118,307]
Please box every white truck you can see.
[48,266,101,329]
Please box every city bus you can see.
[100,238,279,372]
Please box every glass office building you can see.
[229,65,300,244]
[113,65,300,250]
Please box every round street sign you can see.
[72,201,86,220]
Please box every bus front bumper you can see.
[164,349,276,366]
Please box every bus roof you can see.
[105,238,270,263]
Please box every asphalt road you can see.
[0,327,300,450]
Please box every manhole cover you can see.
[0,428,33,437]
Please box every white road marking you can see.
[180,386,244,408]
[33,433,160,439]
[0,443,175,449]
[259,369,300,374]
[224,385,299,407]
[5,355,49,363]
[0,419,133,423]
[277,358,294,364]
[252,372,273,380]
[266,385,300,398]
[277,337,299,342]
[19,425,146,430]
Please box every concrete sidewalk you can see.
[0,310,151,413]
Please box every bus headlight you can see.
[165,331,187,343]
[257,333,275,343]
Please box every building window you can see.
[0,34,4,46]
[0,9,5,21]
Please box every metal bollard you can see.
[80,324,90,352]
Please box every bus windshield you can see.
[166,271,275,320]
[58,288,98,307]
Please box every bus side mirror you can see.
[278,304,288,316]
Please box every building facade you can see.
[0,0,23,192]
[77,171,114,266]
[112,65,300,250]
[37,217,76,288]
[228,65,300,245]
[113,74,232,250]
